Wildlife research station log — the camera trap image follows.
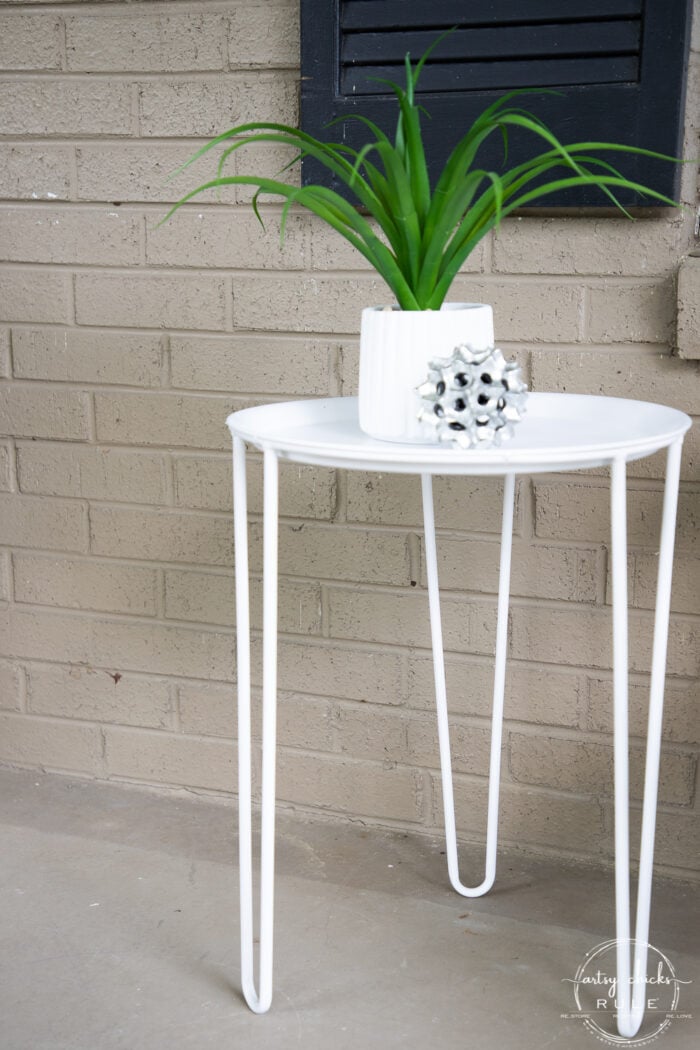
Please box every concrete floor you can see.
[0,767,697,1050]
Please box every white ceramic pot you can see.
[358,302,495,442]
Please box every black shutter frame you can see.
[300,0,693,208]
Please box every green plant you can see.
[164,37,680,311]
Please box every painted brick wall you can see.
[0,0,698,879]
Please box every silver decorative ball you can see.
[416,344,528,448]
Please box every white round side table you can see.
[226,393,691,1035]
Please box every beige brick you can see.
[276,459,338,521]
[277,692,335,751]
[448,278,581,342]
[586,280,674,343]
[0,607,234,682]
[277,750,424,823]
[27,663,171,729]
[180,682,333,752]
[493,216,687,277]
[676,255,700,359]
[104,725,234,791]
[0,145,71,201]
[637,807,700,873]
[533,480,698,551]
[95,391,235,450]
[14,554,158,616]
[249,522,411,586]
[0,385,89,441]
[405,712,493,776]
[427,535,600,603]
[0,79,132,136]
[0,13,61,69]
[12,328,164,386]
[164,568,322,634]
[440,776,604,854]
[0,711,102,774]
[232,140,301,204]
[0,660,22,712]
[75,273,228,331]
[171,334,333,395]
[165,568,235,625]
[138,74,298,137]
[228,1,299,67]
[406,654,583,727]
[173,454,335,519]
[66,13,226,72]
[308,216,487,274]
[327,586,497,655]
[605,549,700,615]
[509,730,695,805]
[149,207,306,269]
[0,270,70,323]
[233,274,389,333]
[178,681,236,738]
[0,442,11,491]
[530,348,699,416]
[510,604,699,678]
[90,506,232,566]
[346,472,509,531]
[76,143,224,205]
[17,443,167,505]
[273,639,405,705]
[333,703,410,764]
[587,674,700,745]
[0,494,88,552]
[308,220,380,272]
[0,207,141,266]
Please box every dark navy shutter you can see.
[300,0,693,207]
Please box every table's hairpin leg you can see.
[610,441,683,1038]
[233,439,279,1014]
[421,472,516,897]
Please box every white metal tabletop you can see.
[226,393,691,474]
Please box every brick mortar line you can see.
[318,577,700,614]
[6,321,355,345]
[8,638,688,697]
[0,708,237,747]
[504,720,698,753]
[0,69,301,81]
[0,260,678,288]
[5,572,700,625]
[2,702,696,762]
[17,655,189,685]
[7,476,688,526]
[8,0,293,9]
[0,136,249,147]
[11,651,692,708]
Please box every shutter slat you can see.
[302,0,693,206]
[341,0,643,31]
[341,55,640,95]
[342,23,641,67]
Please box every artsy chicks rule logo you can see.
[561,939,692,1045]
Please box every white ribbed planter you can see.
[358,302,495,442]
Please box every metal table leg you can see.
[233,439,279,1014]
[610,441,683,1038]
[421,472,516,897]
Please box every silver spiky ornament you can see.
[416,344,528,449]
